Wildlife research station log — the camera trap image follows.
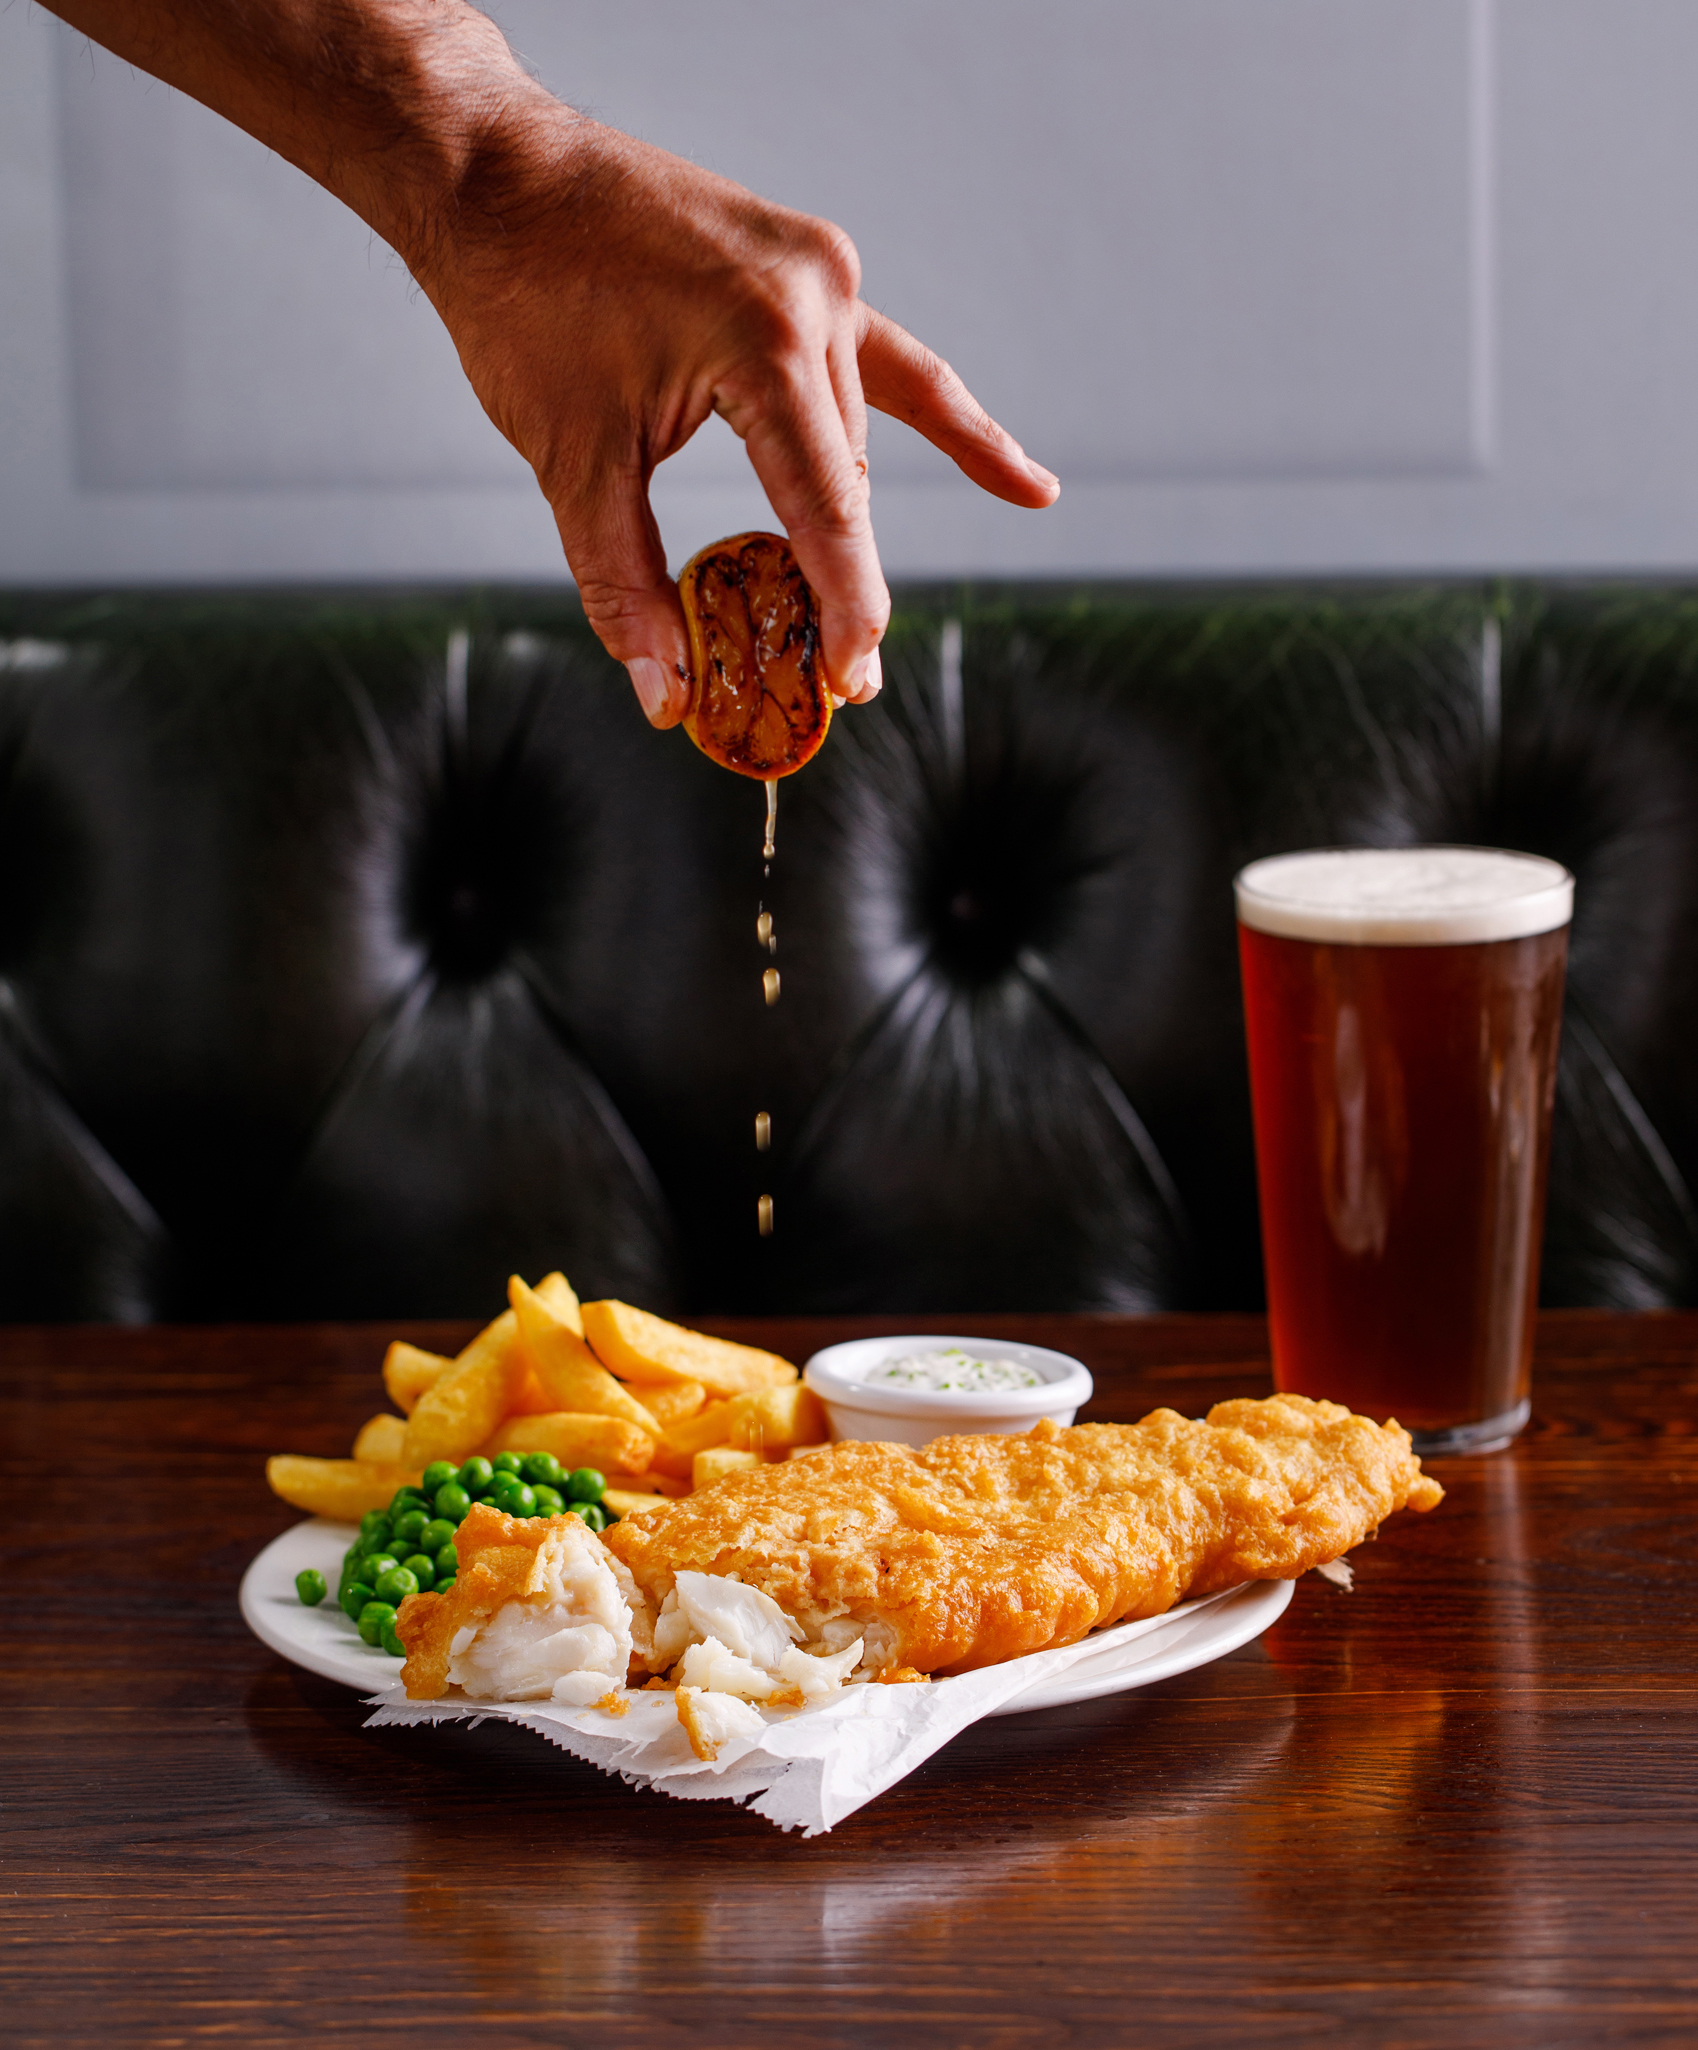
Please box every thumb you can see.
[549,460,692,728]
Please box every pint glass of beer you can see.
[1235,848,1573,1455]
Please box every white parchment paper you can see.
[364,1589,1242,1835]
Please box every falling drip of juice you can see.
[755,787,780,1230]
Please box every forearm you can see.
[41,0,569,274]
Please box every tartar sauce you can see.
[864,1347,1043,1394]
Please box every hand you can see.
[39,1,1059,727]
[410,110,1059,727]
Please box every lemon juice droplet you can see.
[757,911,775,952]
[757,1193,774,1236]
[762,780,778,861]
[755,1112,771,1151]
[763,967,780,1006]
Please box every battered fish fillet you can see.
[395,1504,650,1702]
[603,1394,1443,1677]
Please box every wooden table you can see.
[5,1311,1697,2048]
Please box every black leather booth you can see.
[2,582,1695,1325]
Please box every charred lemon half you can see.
[679,532,832,779]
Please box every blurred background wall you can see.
[3,0,1697,586]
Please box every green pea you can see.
[566,1467,606,1504]
[434,1542,459,1580]
[392,1509,429,1548]
[568,1502,608,1532]
[491,1451,524,1477]
[356,1518,393,1555]
[420,1460,458,1495]
[357,1600,398,1647]
[389,1486,429,1517]
[362,1554,399,1586]
[295,1568,327,1606]
[520,1451,564,1490]
[494,1480,536,1517]
[456,1457,494,1496]
[531,1485,566,1518]
[380,1617,407,1658]
[341,1580,376,1621]
[359,1510,391,1540]
[420,1518,455,1553]
[401,1553,436,1591]
[433,1482,472,1524]
[374,1566,419,1603]
[434,1576,456,1597]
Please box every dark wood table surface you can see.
[5,1310,1697,2048]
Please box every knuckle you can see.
[742,293,813,365]
[788,491,870,549]
[571,579,657,658]
[808,219,862,300]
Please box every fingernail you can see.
[627,657,671,725]
[851,644,883,701]
[1027,459,1060,492]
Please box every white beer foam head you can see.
[1234,847,1574,946]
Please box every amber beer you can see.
[1236,849,1573,1453]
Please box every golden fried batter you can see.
[394,1503,554,1698]
[603,1395,1442,1676]
[396,1502,641,1702]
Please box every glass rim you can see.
[1235,845,1574,946]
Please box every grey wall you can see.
[3,0,1697,583]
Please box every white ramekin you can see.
[802,1335,1094,1448]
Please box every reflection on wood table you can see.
[5,1311,1697,2048]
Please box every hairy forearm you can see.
[42,0,572,272]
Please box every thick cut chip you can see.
[382,1341,452,1416]
[352,1413,408,1464]
[532,1270,584,1335]
[602,1469,691,1499]
[266,1454,421,1520]
[509,1275,661,1436]
[653,1382,829,1477]
[604,1486,674,1520]
[679,532,832,779]
[581,1300,797,1397]
[389,1338,556,1417]
[480,1410,656,1475]
[637,1378,709,1429]
[693,1446,764,1490]
[402,1310,528,1468]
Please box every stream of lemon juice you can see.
[756,779,777,1235]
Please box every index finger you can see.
[723,358,888,701]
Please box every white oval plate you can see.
[241,1521,1293,1714]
